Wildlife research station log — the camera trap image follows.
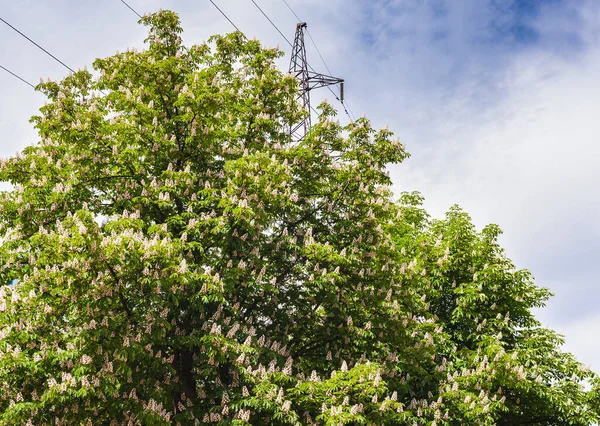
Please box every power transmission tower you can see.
[289,22,344,141]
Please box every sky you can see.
[1,0,599,370]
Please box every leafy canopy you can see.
[0,10,599,426]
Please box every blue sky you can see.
[1,0,599,370]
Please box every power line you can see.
[120,0,241,35]
[0,17,75,73]
[280,3,336,96]
[206,0,334,117]
[247,1,325,119]
[343,97,355,120]
[281,0,301,22]
[250,0,292,47]
[176,2,319,119]
[120,0,142,18]
[208,0,241,32]
[325,86,353,120]
[0,64,35,89]
[250,1,311,70]
[277,1,356,121]
[307,29,332,76]
[0,17,106,96]
[205,0,320,116]
[117,1,322,121]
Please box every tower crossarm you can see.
[306,72,344,94]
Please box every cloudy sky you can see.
[1,0,599,369]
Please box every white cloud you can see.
[388,17,600,329]
[549,311,600,374]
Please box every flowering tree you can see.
[0,10,598,425]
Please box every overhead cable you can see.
[120,0,142,18]
[208,0,241,32]
[277,1,356,121]
[118,0,318,119]
[0,64,35,88]
[280,2,335,79]
[250,0,292,47]
[281,0,301,22]
[0,17,75,73]
[307,29,333,77]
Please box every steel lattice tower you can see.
[289,22,344,141]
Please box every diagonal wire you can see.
[343,96,355,120]
[281,0,301,22]
[326,86,353,119]
[250,0,293,47]
[248,1,320,118]
[278,0,331,75]
[1,18,107,96]
[306,29,333,77]
[281,4,337,96]
[276,1,356,121]
[0,64,35,88]
[249,2,318,77]
[277,3,331,76]
[208,0,241,32]
[0,17,75,73]
[306,27,356,123]
[120,0,142,18]
[119,0,242,41]
[118,0,329,122]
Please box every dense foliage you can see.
[1,10,598,425]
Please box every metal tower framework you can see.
[289,22,344,141]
